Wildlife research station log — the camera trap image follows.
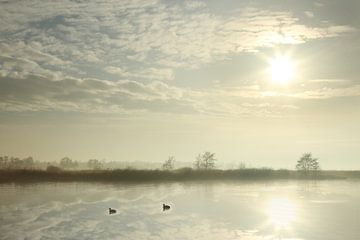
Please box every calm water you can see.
[1,180,360,240]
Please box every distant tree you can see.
[0,156,6,169]
[194,154,202,169]
[238,162,246,170]
[0,156,13,169]
[10,157,21,169]
[2,156,9,169]
[23,156,34,169]
[296,153,320,174]
[162,156,175,170]
[0,156,35,169]
[60,157,78,169]
[194,152,217,170]
[87,159,103,170]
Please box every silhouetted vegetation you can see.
[296,153,320,177]
[162,156,175,170]
[296,153,320,171]
[0,156,34,169]
[1,152,358,184]
[87,159,103,170]
[194,152,216,170]
[1,168,357,184]
[46,165,62,173]
[60,157,79,169]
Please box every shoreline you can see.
[1,168,358,183]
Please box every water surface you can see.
[1,180,360,239]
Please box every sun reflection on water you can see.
[267,197,297,230]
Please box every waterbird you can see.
[163,204,170,211]
[109,208,117,214]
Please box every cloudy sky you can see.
[0,0,359,169]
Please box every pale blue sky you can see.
[0,0,359,169]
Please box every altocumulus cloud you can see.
[0,75,303,117]
[0,76,198,114]
[0,0,356,116]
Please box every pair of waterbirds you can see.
[108,203,170,215]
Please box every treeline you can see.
[1,152,359,183]
[0,156,166,171]
[0,168,355,184]
[0,151,221,171]
[0,156,35,169]
[0,152,322,173]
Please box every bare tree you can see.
[0,155,35,169]
[0,156,9,169]
[194,152,217,170]
[194,154,202,169]
[23,157,34,169]
[10,157,21,169]
[238,162,246,170]
[296,153,320,174]
[60,157,78,169]
[87,159,103,170]
[162,156,175,170]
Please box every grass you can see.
[0,168,357,183]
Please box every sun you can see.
[269,56,295,84]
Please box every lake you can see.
[1,180,360,240]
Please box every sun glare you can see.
[267,198,297,229]
[269,56,295,84]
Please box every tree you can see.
[0,155,35,169]
[194,152,217,170]
[296,153,320,173]
[23,157,34,169]
[162,156,175,170]
[238,162,247,170]
[87,159,103,170]
[0,156,9,169]
[10,157,21,169]
[194,154,202,169]
[60,157,78,169]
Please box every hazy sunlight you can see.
[269,56,295,84]
[267,197,297,229]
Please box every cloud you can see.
[103,66,127,76]
[0,75,198,114]
[308,79,349,83]
[104,66,174,81]
[184,1,207,10]
[0,73,305,118]
[290,85,360,99]
[0,0,354,76]
[0,0,357,117]
[304,11,315,18]
[1,71,358,118]
[314,2,324,7]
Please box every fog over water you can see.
[1,180,360,240]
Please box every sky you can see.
[0,0,359,169]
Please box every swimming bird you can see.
[109,208,117,214]
[163,204,170,211]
